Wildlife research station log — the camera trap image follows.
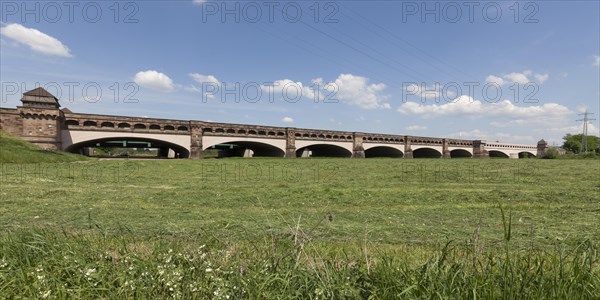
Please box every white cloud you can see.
[188,73,221,99]
[398,95,482,117]
[594,55,600,67]
[261,79,317,102]
[258,74,388,109]
[133,70,174,92]
[190,73,220,85]
[405,125,428,131]
[534,73,549,84]
[486,70,549,85]
[192,0,207,4]
[0,23,72,57]
[398,95,571,122]
[281,117,294,124]
[333,74,389,109]
[485,75,504,86]
[542,123,599,136]
[503,71,531,84]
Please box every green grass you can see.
[0,155,599,297]
[0,130,88,164]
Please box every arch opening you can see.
[65,137,190,159]
[489,150,509,158]
[65,120,79,127]
[519,151,536,158]
[204,141,285,158]
[450,149,472,158]
[365,146,403,158]
[296,144,352,158]
[413,148,442,158]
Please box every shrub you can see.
[542,148,559,159]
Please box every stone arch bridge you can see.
[0,88,546,159]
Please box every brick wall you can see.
[0,108,23,136]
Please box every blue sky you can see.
[1,0,599,145]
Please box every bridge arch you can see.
[295,141,353,158]
[450,149,472,158]
[518,151,536,158]
[296,144,352,158]
[64,137,190,158]
[489,150,509,158]
[202,136,286,158]
[62,130,191,158]
[364,145,404,158]
[204,141,285,157]
[412,147,442,158]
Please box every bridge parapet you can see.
[362,133,404,144]
[63,112,191,134]
[485,142,538,151]
[448,139,473,147]
[408,136,445,146]
[294,128,354,141]
[201,121,288,138]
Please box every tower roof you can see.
[20,87,60,108]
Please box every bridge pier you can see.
[190,122,203,159]
[404,136,413,158]
[472,140,489,158]
[352,133,365,158]
[442,138,451,158]
[285,128,296,158]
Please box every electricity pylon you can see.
[576,110,596,153]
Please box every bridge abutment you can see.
[537,139,548,157]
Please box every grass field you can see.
[0,133,599,298]
[0,130,87,164]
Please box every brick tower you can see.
[17,87,63,150]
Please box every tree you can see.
[562,134,599,153]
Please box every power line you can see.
[576,110,596,152]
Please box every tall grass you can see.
[1,211,598,299]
